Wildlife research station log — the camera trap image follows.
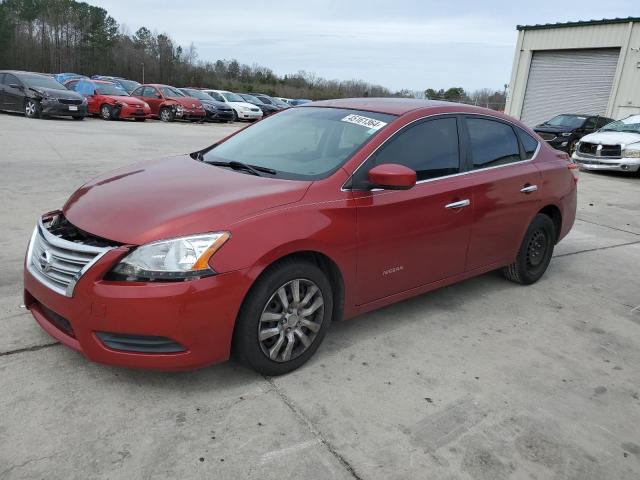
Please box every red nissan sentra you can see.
[23,98,578,375]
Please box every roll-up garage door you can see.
[520,48,620,126]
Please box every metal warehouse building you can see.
[505,17,640,126]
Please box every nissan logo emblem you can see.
[39,249,53,272]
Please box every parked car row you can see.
[534,112,640,173]
[0,69,302,123]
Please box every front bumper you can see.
[237,110,262,120]
[546,138,572,152]
[572,153,640,172]
[205,109,235,122]
[24,248,253,370]
[117,104,151,119]
[41,100,87,117]
[175,108,206,120]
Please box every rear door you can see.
[354,115,474,305]
[0,73,6,109]
[462,116,542,270]
[3,73,24,111]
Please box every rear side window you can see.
[373,117,460,181]
[518,129,539,159]
[466,118,521,169]
[4,74,19,86]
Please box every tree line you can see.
[0,0,505,106]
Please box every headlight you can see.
[560,132,572,137]
[109,232,230,281]
[623,149,640,158]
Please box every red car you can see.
[131,84,205,122]
[65,79,151,120]
[23,99,577,375]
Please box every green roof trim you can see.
[517,17,640,31]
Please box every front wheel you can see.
[233,259,333,375]
[159,107,175,122]
[100,104,113,120]
[232,110,238,122]
[502,214,556,285]
[24,99,41,119]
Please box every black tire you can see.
[502,214,556,285]
[159,107,175,122]
[233,259,333,375]
[72,115,84,121]
[232,109,239,122]
[100,104,113,120]
[569,140,578,155]
[24,99,41,119]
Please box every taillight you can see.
[568,162,579,182]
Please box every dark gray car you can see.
[0,70,88,120]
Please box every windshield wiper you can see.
[208,160,276,176]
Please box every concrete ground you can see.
[0,113,639,480]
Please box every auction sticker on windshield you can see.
[341,114,387,131]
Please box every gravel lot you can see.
[1,113,639,480]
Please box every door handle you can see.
[445,199,471,209]
[520,184,538,194]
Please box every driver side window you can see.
[371,117,460,181]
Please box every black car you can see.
[534,114,613,153]
[178,88,235,122]
[0,70,88,119]
[238,93,280,116]
[248,93,290,110]
[92,75,141,95]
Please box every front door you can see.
[353,116,473,305]
[3,74,24,111]
[141,87,162,115]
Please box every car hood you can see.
[110,95,146,106]
[63,155,311,245]
[580,131,640,146]
[534,125,571,134]
[31,87,82,100]
[173,97,203,108]
[229,101,260,110]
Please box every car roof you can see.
[305,97,508,117]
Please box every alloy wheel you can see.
[25,101,36,117]
[160,108,171,122]
[101,105,111,120]
[258,278,324,363]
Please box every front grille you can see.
[96,332,186,353]
[578,142,622,158]
[250,108,260,112]
[58,99,82,105]
[27,214,116,296]
[538,132,556,141]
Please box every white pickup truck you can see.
[572,114,640,173]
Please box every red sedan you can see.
[130,84,205,122]
[23,98,577,375]
[65,79,151,120]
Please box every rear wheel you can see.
[160,107,174,122]
[100,104,113,120]
[24,99,41,119]
[233,259,333,375]
[502,214,556,285]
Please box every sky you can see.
[85,0,638,93]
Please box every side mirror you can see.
[9,83,23,90]
[367,164,416,190]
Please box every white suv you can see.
[202,89,262,122]
[572,114,640,173]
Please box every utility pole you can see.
[141,62,145,83]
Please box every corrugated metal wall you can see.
[520,49,620,126]
[506,21,640,121]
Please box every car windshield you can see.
[160,86,185,98]
[206,91,225,102]
[241,94,261,103]
[272,98,290,107]
[543,115,586,128]
[181,89,210,101]
[21,74,66,90]
[116,79,140,92]
[222,91,244,102]
[257,96,273,105]
[96,83,128,96]
[600,116,640,133]
[201,107,396,180]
